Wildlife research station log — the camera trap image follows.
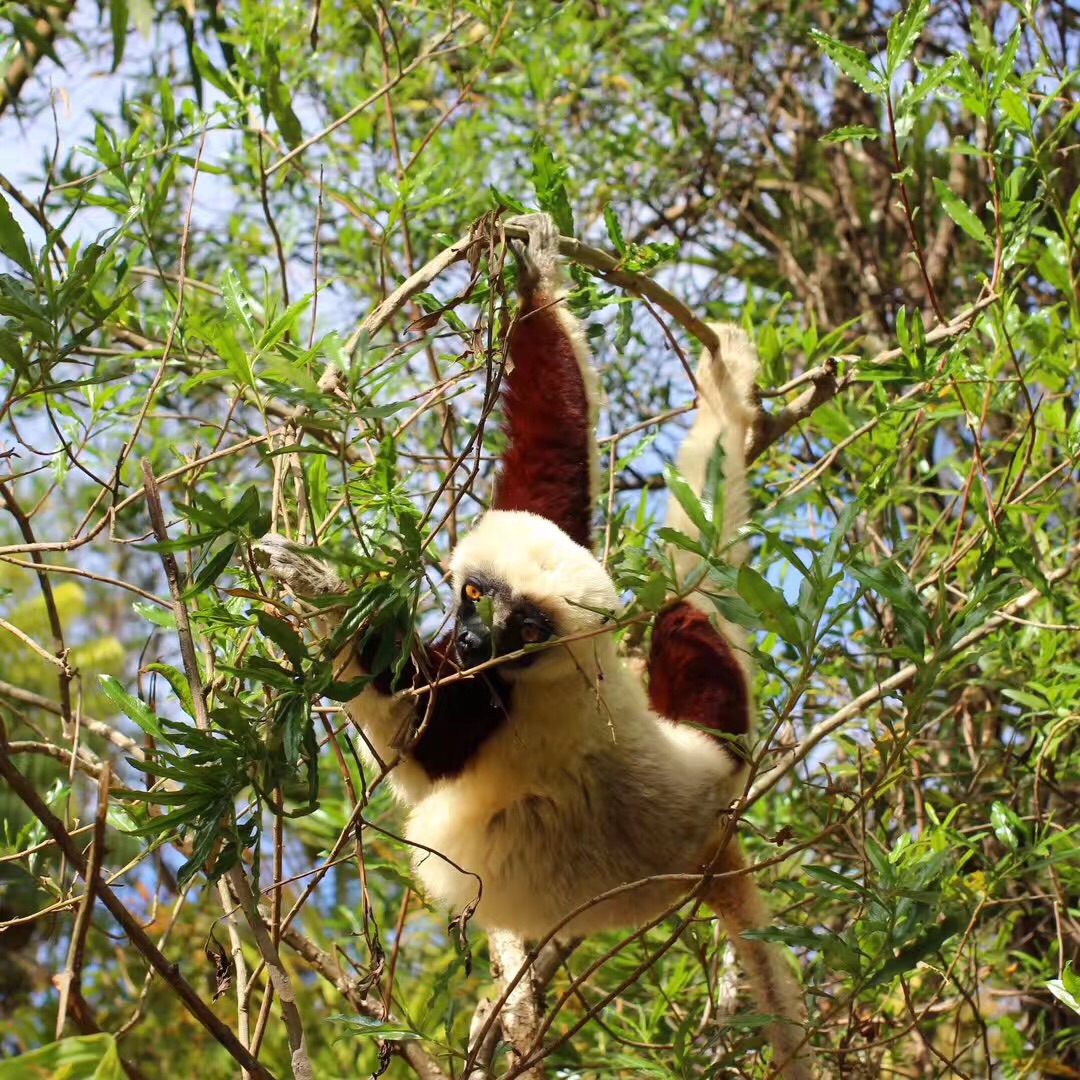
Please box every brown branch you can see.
[0,680,143,760]
[747,294,997,464]
[336,221,720,382]
[747,548,1080,805]
[55,764,109,1037]
[0,479,74,732]
[0,731,272,1079]
[0,3,73,117]
[280,926,448,1080]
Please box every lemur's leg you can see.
[492,213,599,551]
[648,325,760,741]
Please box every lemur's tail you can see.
[666,323,760,604]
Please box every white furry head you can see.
[449,511,621,674]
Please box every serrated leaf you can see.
[530,137,574,237]
[809,29,882,94]
[886,0,930,76]
[603,204,626,255]
[222,268,255,338]
[932,178,989,245]
[821,125,880,144]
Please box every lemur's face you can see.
[452,573,555,672]
[448,510,624,680]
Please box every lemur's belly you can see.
[405,741,734,939]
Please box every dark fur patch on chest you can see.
[409,638,514,780]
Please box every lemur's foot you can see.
[254,534,347,598]
[504,212,561,293]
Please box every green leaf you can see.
[848,560,930,653]
[663,463,711,539]
[867,914,963,987]
[603,204,626,255]
[266,45,304,149]
[222,268,256,339]
[327,1015,423,1041]
[177,800,230,886]
[530,137,574,237]
[257,610,309,670]
[809,30,882,94]
[0,1034,124,1079]
[736,565,804,646]
[821,125,880,144]
[1047,977,1080,1017]
[182,541,237,598]
[132,600,176,630]
[990,801,1020,851]
[144,663,196,719]
[110,0,128,71]
[98,675,165,740]
[932,178,989,245]
[886,0,930,76]
[0,195,33,274]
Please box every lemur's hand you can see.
[254,534,348,598]
[504,212,562,294]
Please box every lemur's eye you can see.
[464,582,483,603]
[521,620,550,645]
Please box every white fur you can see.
[411,522,743,937]
[666,323,760,680]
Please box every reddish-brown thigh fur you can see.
[647,601,749,737]
[492,293,593,550]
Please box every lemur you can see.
[256,214,811,1077]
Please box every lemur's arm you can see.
[255,214,595,799]
[648,325,759,744]
[492,214,599,551]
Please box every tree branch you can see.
[0,2,73,117]
[0,732,272,1079]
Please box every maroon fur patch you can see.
[647,601,749,738]
[491,293,593,550]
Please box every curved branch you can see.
[337,221,719,374]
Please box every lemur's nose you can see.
[456,625,492,667]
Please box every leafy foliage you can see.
[0,0,1077,1077]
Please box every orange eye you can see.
[521,621,548,645]
[464,583,483,602]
